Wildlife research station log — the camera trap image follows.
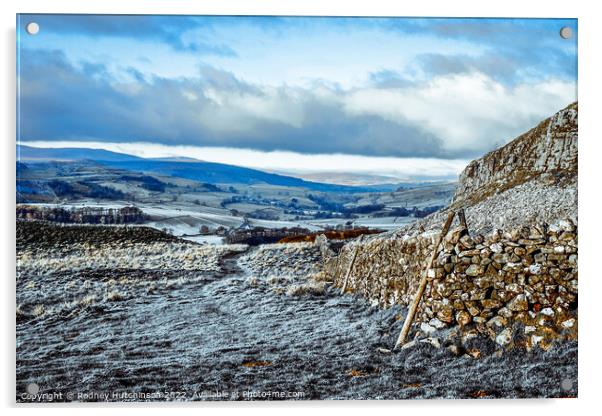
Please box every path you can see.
[16,249,577,401]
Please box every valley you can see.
[16,145,455,242]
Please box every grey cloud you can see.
[18,48,459,159]
[368,70,413,89]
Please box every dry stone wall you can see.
[324,219,577,350]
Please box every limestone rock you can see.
[496,328,513,347]
[466,264,484,277]
[508,294,528,312]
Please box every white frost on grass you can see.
[17,242,248,277]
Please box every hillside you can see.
[320,102,579,353]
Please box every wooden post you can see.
[332,254,341,283]
[394,211,456,349]
[340,236,363,294]
[457,208,468,234]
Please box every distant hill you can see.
[16,144,383,192]
[99,159,372,192]
[17,145,144,162]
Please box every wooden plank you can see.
[394,211,456,349]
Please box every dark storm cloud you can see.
[18,48,452,159]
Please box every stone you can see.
[497,307,513,318]
[459,235,475,249]
[561,318,575,329]
[447,344,461,356]
[461,329,479,344]
[487,316,507,329]
[524,325,536,334]
[429,318,446,329]
[496,328,513,347]
[420,323,436,335]
[559,231,576,241]
[492,253,509,264]
[531,334,544,348]
[437,306,454,323]
[460,249,481,258]
[466,302,481,317]
[481,299,502,309]
[508,294,529,311]
[490,243,504,253]
[456,310,471,327]
[466,348,481,359]
[466,264,484,277]
[514,247,526,256]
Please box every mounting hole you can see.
[559,27,572,39]
[561,378,573,391]
[26,382,40,395]
[25,22,39,35]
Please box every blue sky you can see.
[17,15,577,180]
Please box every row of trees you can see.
[16,205,147,224]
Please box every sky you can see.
[16,15,577,182]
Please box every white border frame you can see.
[2,1,600,415]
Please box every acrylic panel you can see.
[16,14,578,402]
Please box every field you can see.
[16,222,577,401]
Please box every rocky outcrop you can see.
[378,102,578,236]
[453,102,577,206]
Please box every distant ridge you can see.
[16,144,388,192]
[17,145,144,162]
